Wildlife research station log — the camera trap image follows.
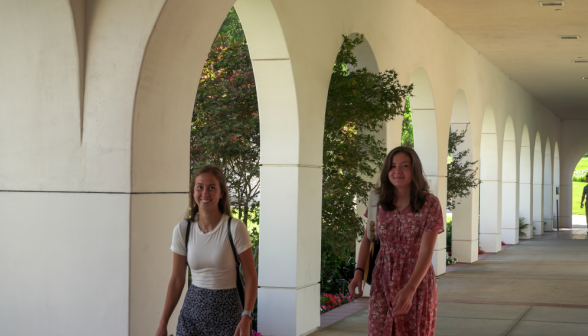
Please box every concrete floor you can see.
[312,224,588,335]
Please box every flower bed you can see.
[320,292,356,314]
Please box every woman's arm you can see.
[392,229,438,315]
[347,233,371,298]
[155,253,187,336]
[233,247,257,336]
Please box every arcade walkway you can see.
[313,224,588,335]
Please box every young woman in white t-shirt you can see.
[155,165,258,336]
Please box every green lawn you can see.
[575,157,588,172]
[573,181,588,215]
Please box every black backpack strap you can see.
[227,217,240,267]
[184,220,192,267]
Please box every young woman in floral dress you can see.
[348,146,444,336]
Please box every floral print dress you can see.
[367,193,444,336]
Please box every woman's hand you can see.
[233,315,252,336]
[348,270,364,298]
[392,286,415,315]
[154,323,167,336]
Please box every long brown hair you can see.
[377,146,429,212]
[184,164,232,221]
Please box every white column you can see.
[519,182,533,239]
[452,192,479,263]
[480,180,502,252]
[257,165,321,336]
[429,175,448,274]
[413,108,446,273]
[544,183,553,231]
[559,183,573,228]
[501,182,519,244]
[533,183,544,235]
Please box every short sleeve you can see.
[363,208,368,218]
[583,186,588,197]
[170,221,188,256]
[231,218,253,255]
[424,195,445,234]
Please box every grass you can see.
[572,157,588,215]
[572,182,587,215]
[576,157,588,171]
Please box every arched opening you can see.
[409,67,445,274]
[129,1,324,335]
[519,125,533,239]
[449,89,478,263]
[553,143,560,229]
[341,33,382,299]
[543,140,553,231]
[533,133,544,235]
[501,116,518,244]
[479,106,501,252]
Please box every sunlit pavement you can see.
[312,221,588,336]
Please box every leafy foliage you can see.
[191,8,260,228]
[320,35,412,292]
[446,127,481,211]
[401,98,414,148]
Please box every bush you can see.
[446,252,457,265]
[572,169,588,182]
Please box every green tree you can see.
[446,126,481,211]
[321,35,412,292]
[401,97,414,147]
[191,8,260,228]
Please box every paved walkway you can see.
[312,224,588,335]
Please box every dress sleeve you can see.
[170,221,187,256]
[424,195,445,234]
[232,218,253,255]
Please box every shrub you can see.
[446,252,457,265]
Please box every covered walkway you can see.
[314,225,588,335]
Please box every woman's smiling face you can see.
[388,152,413,189]
[193,172,223,213]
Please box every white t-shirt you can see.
[170,214,252,290]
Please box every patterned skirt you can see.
[176,285,242,336]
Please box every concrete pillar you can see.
[544,183,553,231]
[501,181,519,244]
[257,165,321,336]
[413,108,446,274]
[560,183,573,228]
[519,182,533,238]
[480,180,502,252]
[452,191,479,263]
[429,175,448,274]
[533,183,544,235]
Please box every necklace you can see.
[198,224,210,234]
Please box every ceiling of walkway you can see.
[417,0,588,120]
